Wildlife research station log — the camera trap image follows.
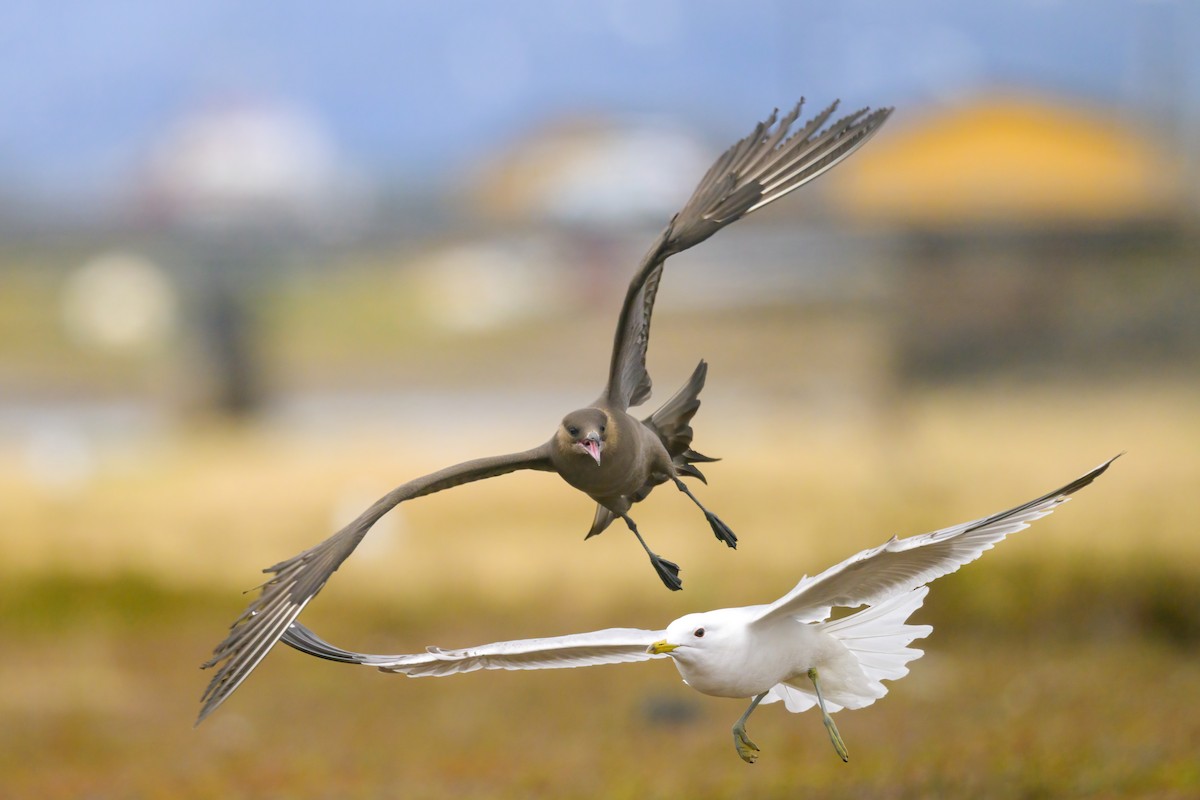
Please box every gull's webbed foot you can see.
[808,667,849,763]
[650,553,683,591]
[732,723,760,764]
[731,692,768,764]
[706,512,737,549]
[823,711,849,763]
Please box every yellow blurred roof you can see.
[829,94,1180,227]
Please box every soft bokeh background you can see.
[2,2,1199,797]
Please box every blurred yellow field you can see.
[2,379,1194,596]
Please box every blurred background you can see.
[2,1,1198,797]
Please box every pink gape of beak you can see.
[581,437,602,465]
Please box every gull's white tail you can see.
[764,586,932,713]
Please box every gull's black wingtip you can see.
[280,621,372,665]
[1080,452,1123,486]
[194,694,222,728]
[1096,451,1124,475]
[1057,453,1123,500]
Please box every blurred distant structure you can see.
[829,93,1197,381]
[448,115,716,331]
[3,85,1199,434]
[134,96,366,416]
[139,97,362,231]
[445,95,1198,393]
[469,115,713,229]
[0,0,1197,487]
[832,94,1181,228]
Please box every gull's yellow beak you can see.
[647,640,678,655]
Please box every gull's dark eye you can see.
[693,628,705,638]
[567,426,579,437]
[599,424,606,434]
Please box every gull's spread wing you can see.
[281,621,666,677]
[603,99,892,410]
[198,446,555,723]
[752,455,1120,626]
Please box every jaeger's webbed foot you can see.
[649,553,683,591]
[672,477,737,549]
[620,511,683,591]
[706,511,737,549]
[732,724,760,764]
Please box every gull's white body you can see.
[664,589,928,713]
[280,456,1117,761]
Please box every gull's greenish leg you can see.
[807,667,849,762]
[731,691,768,764]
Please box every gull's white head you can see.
[647,610,769,699]
[647,610,745,668]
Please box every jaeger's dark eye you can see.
[567,426,579,437]
[693,628,705,638]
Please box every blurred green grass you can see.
[2,574,1198,799]
[2,382,1198,797]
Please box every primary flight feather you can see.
[281,456,1118,763]
[197,98,892,724]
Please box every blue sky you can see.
[0,0,1195,197]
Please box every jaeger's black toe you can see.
[707,513,737,549]
[650,554,683,591]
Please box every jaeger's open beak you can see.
[582,436,602,465]
[647,639,678,655]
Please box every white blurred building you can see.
[138,96,365,232]
[468,114,714,228]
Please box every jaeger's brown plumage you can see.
[198,98,893,723]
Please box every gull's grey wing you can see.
[602,99,893,410]
[281,621,667,677]
[752,455,1120,626]
[198,445,556,724]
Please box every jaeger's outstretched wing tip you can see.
[603,98,892,410]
